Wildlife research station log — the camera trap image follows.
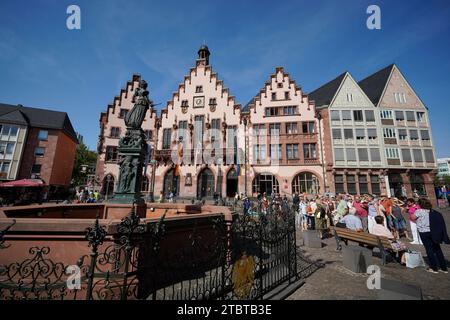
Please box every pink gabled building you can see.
[243,67,324,197]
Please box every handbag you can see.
[405,250,425,268]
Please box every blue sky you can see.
[1,0,449,157]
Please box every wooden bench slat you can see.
[332,227,392,249]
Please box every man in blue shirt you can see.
[340,207,363,232]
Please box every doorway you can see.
[226,168,238,197]
[197,168,215,199]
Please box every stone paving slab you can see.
[288,208,450,300]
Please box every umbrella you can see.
[0,179,45,187]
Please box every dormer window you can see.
[195,86,203,93]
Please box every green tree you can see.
[71,143,97,187]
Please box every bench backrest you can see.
[330,226,391,248]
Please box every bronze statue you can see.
[124,80,152,129]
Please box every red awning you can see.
[0,179,45,187]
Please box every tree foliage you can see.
[71,143,97,187]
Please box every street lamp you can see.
[243,117,248,197]
[316,111,327,193]
[105,175,112,201]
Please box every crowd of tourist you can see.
[242,191,449,274]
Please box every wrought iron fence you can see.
[0,202,318,300]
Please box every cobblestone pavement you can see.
[288,207,450,300]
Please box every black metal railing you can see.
[0,202,317,300]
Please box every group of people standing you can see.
[289,193,449,274]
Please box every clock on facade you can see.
[193,96,205,108]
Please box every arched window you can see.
[252,174,279,195]
[197,167,215,199]
[292,172,319,194]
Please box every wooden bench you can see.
[330,226,399,265]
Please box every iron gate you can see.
[0,204,314,300]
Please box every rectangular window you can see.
[359,175,368,194]
[269,123,281,135]
[270,144,282,159]
[254,145,266,161]
[334,148,345,161]
[226,125,237,149]
[143,130,153,141]
[353,110,363,122]
[284,92,290,100]
[409,129,419,140]
[211,119,221,141]
[286,122,298,134]
[335,175,344,194]
[420,130,430,140]
[302,121,315,134]
[332,128,342,140]
[416,112,426,122]
[252,124,266,137]
[398,129,407,140]
[178,121,188,142]
[265,107,280,116]
[395,111,404,121]
[342,110,352,121]
[424,149,435,163]
[110,127,120,138]
[380,110,393,119]
[370,148,381,161]
[283,106,298,115]
[330,110,340,121]
[38,130,48,141]
[383,128,396,138]
[367,129,377,140]
[405,111,415,121]
[355,129,365,140]
[347,175,356,194]
[365,110,375,122]
[31,164,41,174]
[347,93,353,102]
[163,128,172,149]
[370,175,380,195]
[358,148,369,161]
[209,98,217,106]
[287,144,299,160]
[181,100,189,107]
[413,149,423,162]
[386,148,400,159]
[35,147,45,157]
[105,146,118,161]
[119,109,128,118]
[401,149,412,162]
[303,143,316,159]
[195,86,203,93]
[346,148,357,161]
[271,92,276,101]
[344,129,353,139]
[194,116,205,147]
[0,161,10,175]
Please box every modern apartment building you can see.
[0,103,78,189]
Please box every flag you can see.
[234,138,241,176]
[174,143,183,177]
